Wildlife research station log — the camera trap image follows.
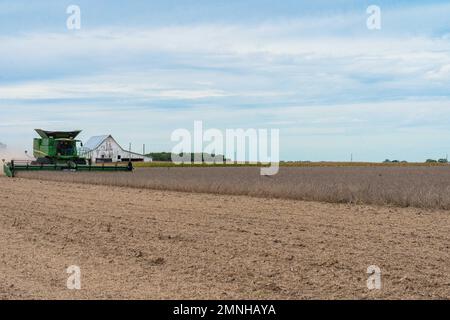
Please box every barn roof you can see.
[84,135,110,151]
[82,135,152,160]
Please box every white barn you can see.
[82,135,152,164]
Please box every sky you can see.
[0,0,450,161]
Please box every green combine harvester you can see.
[3,129,133,177]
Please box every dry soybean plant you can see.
[15,166,450,210]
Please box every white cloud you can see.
[2,25,450,60]
[425,64,450,81]
[0,25,449,103]
[0,79,229,100]
[1,2,450,161]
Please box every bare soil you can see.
[0,176,449,299]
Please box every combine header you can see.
[3,129,133,177]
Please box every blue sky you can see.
[1,0,450,161]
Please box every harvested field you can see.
[0,176,449,299]
[17,166,450,209]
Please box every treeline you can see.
[424,159,448,163]
[146,152,227,162]
[384,159,448,163]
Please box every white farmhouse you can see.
[82,135,152,163]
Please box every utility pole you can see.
[143,144,146,156]
[350,153,353,162]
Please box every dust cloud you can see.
[0,147,33,175]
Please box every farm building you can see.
[81,135,152,163]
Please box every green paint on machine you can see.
[3,129,133,177]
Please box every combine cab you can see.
[3,129,133,177]
[33,129,85,165]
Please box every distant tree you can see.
[392,160,400,163]
[383,159,391,163]
[426,159,437,163]
[438,158,448,163]
[146,152,225,163]
[146,152,172,161]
